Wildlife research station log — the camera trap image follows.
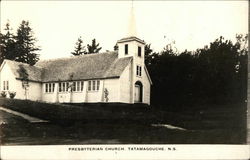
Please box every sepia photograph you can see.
[0,0,249,159]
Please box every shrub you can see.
[1,91,7,98]
[8,91,16,99]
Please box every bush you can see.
[1,91,7,98]
[8,91,16,99]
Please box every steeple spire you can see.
[127,0,137,37]
[117,0,145,59]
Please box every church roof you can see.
[117,36,145,44]
[4,51,132,82]
[4,59,44,82]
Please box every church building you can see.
[0,6,152,105]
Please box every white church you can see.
[0,6,152,105]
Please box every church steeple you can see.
[127,0,137,37]
[117,1,145,59]
[116,1,148,104]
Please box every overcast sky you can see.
[1,1,248,60]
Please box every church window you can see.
[125,44,128,55]
[72,82,76,91]
[48,83,51,92]
[66,82,69,91]
[76,81,80,91]
[52,83,55,92]
[62,82,65,92]
[138,46,141,57]
[88,81,91,91]
[97,80,100,90]
[45,83,55,93]
[92,81,96,90]
[45,83,48,92]
[3,81,9,91]
[59,81,84,92]
[139,67,142,76]
[88,80,100,91]
[81,81,84,91]
[136,65,142,77]
[59,83,62,92]
[58,82,68,92]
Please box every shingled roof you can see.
[4,60,44,82]
[4,51,132,82]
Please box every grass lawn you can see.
[0,98,247,144]
[0,112,246,145]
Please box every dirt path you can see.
[0,106,48,123]
[151,124,187,131]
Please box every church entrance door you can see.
[134,81,143,103]
[134,85,140,102]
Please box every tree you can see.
[144,44,153,67]
[114,43,118,51]
[147,43,181,108]
[71,36,86,56]
[146,35,248,108]
[234,34,248,102]
[15,20,41,65]
[193,36,245,103]
[17,64,29,99]
[0,21,16,64]
[87,39,102,54]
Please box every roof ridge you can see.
[5,59,44,69]
[5,51,132,83]
[37,51,118,63]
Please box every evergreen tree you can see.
[146,35,248,108]
[0,22,16,64]
[15,20,40,65]
[114,43,118,51]
[144,44,153,67]
[71,36,86,56]
[87,39,102,54]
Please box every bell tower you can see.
[117,1,147,103]
[117,1,145,62]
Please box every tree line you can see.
[145,35,248,109]
[0,21,248,108]
[71,36,102,56]
[0,21,103,65]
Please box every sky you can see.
[0,1,248,60]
